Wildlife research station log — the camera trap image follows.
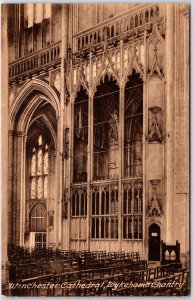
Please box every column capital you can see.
[8,130,13,136]
[15,130,27,138]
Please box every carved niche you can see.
[64,128,69,159]
[147,21,165,79]
[62,188,68,219]
[48,210,54,229]
[147,179,162,217]
[53,71,61,92]
[146,106,164,143]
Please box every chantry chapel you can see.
[2,3,189,284]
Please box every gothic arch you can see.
[29,201,46,215]
[9,78,60,131]
[72,81,89,102]
[147,219,162,228]
[92,69,120,97]
[28,114,57,149]
[8,78,59,246]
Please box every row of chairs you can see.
[9,256,147,282]
[8,244,142,262]
[10,264,189,296]
[8,245,146,280]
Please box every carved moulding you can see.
[123,42,144,83]
[9,86,16,107]
[64,128,69,159]
[36,74,50,85]
[59,128,69,160]
[50,69,61,92]
[147,179,162,217]
[147,21,165,79]
[91,40,120,92]
[48,210,54,230]
[72,63,89,98]
[146,106,164,143]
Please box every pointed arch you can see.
[92,53,120,96]
[9,78,60,131]
[30,202,47,232]
[72,80,89,101]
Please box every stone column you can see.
[117,39,124,251]
[59,4,69,249]
[8,131,14,244]
[86,51,93,250]
[14,131,26,246]
[165,4,175,244]
[1,4,9,291]
[118,83,124,252]
[55,117,62,248]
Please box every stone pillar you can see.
[117,39,124,252]
[118,81,124,251]
[58,4,69,249]
[86,52,93,250]
[8,131,14,244]
[165,4,175,244]
[2,3,9,292]
[55,118,62,248]
[14,132,26,246]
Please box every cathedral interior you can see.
[1,3,190,296]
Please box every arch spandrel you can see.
[72,81,89,102]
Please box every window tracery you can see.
[71,71,143,241]
[91,184,118,239]
[93,76,119,181]
[124,71,143,178]
[30,134,49,200]
[30,203,46,232]
[73,88,88,183]
[123,181,143,239]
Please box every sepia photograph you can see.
[1,2,190,296]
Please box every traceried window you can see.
[30,203,46,232]
[93,76,119,181]
[71,188,87,216]
[122,181,143,240]
[124,71,143,178]
[73,87,88,183]
[122,71,143,240]
[30,135,49,200]
[71,70,144,242]
[91,184,118,239]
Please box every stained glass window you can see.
[31,178,36,199]
[44,151,48,174]
[44,177,48,198]
[31,148,36,176]
[37,177,42,198]
[37,149,42,175]
[38,135,42,146]
[30,135,48,200]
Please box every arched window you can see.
[93,75,119,181]
[73,87,88,183]
[124,71,143,178]
[30,134,49,200]
[122,70,143,241]
[30,203,46,232]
